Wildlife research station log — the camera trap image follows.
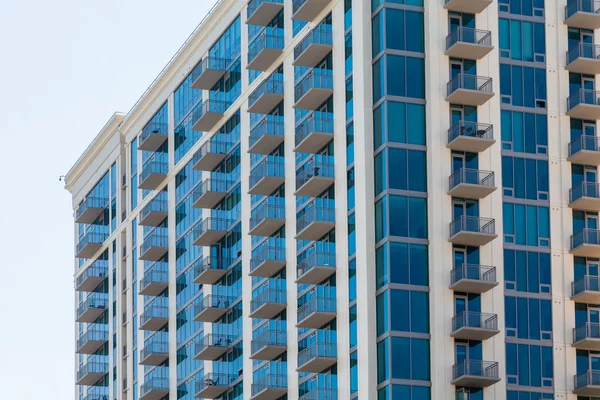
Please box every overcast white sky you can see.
[0,1,216,398]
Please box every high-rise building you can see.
[65,0,600,398]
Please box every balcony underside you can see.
[193,229,228,246]
[76,307,106,323]
[139,281,168,296]
[76,274,106,292]
[76,371,107,386]
[251,344,287,360]
[250,259,286,278]
[192,111,224,133]
[574,385,600,397]
[451,375,500,388]
[249,134,285,155]
[296,266,335,285]
[448,183,496,199]
[139,173,167,191]
[446,89,494,106]
[294,131,333,154]
[444,0,492,13]
[247,2,284,26]
[140,352,169,366]
[139,133,167,153]
[195,385,228,399]
[249,217,285,237]
[450,326,500,341]
[570,243,600,257]
[568,150,600,166]
[447,135,495,153]
[194,307,228,323]
[249,176,285,195]
[75,206,105,224]
[139,246,168,262]
[251,387,287,400]
[140,388,169,400]
[193,268,227,285]
[294,88,333,110]
[76,242,103,259]
[571,290,600,303]
[295,221,335,241]
[445,43,493,60]
[248,93,283,114]
[449,231,497,246]
[565,12,600,30]
[194,345,228,361]
[296,311,336,329]
[570,196,600,212]
[573,337,600,351]
[139,210,168,227]
[248,48,283,71]
[192,68,226,90]
[249,303,286,319]
[567,104,600,120]
[296,356,337,373]
[294,43,333,68]
[295,176,334,197]
[567,58,600,75]
[192,153,226,172]
[192,191,227,209]
[140,317,168,331]
[449,278,498,294]
[292,0,331,21]
[76,338,107,354]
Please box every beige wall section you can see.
[546,0,578,397]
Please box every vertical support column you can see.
[351,0,378,399]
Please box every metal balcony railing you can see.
[192,56,230,79]
[77,293,108,319]
[196,373,236,392]
[570,182,600,203]
[452,311,498,332]
[141,302,168,325]
[140,154,168,181]
[77,361,108,381]
[296,157,334,188]
[251,197,285,230]
[452,360,499,380]
[295,69,334,103]
[451,264,496,285]
[571,228,600,249]
[568,89,600,111]
[569,135,600,158]
[141,340,168,360]
[140,377,169,396]
[77,328,108,350]
[250,115,285,147]
[249,30,284,64]
[192,217,233,240]
[140,121,168,144]
[568,43,600,64]
[140,262,168,291]
[140,198,168,220]
[566,0,600,20]
[249,74,284,106]
[248,0,285,19]
[449,168,495,190]
[295,112,334,147]
[252,374,287,395]
[251,237,285,272]
[297,251,336,278]
[75,196,109,221]
[194,295,235,314]
[446,27,492,49]
[250,157,285,187]
[572,275,600,297]
[251,329,287,354]
[192,139,230,164]
[76,229,109,256]
[298,296,336,322]
[193,255,232,279]
[448,121,493,143]
[575,369,600,390]
[192,178,231,200]
[141,227,168,253]
[450,216,495,236]
[251,289,286,313]
[76,259,109,289]
[196,334,236,353]
[296,203,335,234]
[574,322,600,343]
[447,74,493,96]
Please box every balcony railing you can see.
[450,264,497,293]
[139,121,168,152]
[195,373,236,396]
[75,259,108,292]
[140,301,169,331]
[446,27,492,50]
[297,251,336,284]
[452,311,498,332]
[250,237,286,277]
[249,114,285,154]
[294,25,333,67]
[194,294,235,322]
[139,262,168,296]
[574,322,600,343]
[140,197,168,226]
[450,216,495,237]
[190,99,230,132]
[569,135,600,164]
[566,0,600,26]
[192,255,232,284]
[296,202,335,239]
[248,29,284,70]
[251,329,287,356]
[191,217,233,246]
[76,361,108,385]
[572,275,600,299]
[575,369,600,393]
[295,111,334,153]
[297,342,337,371]
[447,74,493,97]
[140,155,168,189]
[192,139,230,171]
[76,293,108,322]
[294,69,334,108]
[569,89,600,111]
[299,389,338,400]
[568,42,600,64]
[447,121,494,152]
[140,227,168,261]
[140,377,169,399]
[571,182,600,203]
[449,168,495,191]
[295,156,335,195]
[248,0,285,26]
[75,196,108,224]
[251,374,287,397]
[195,333,235,354]
[191,56,231,90]
[250,197,285,236]
[140,339,169,365]
[297,296,336,327]
[249,156,285,195]
[76,327,108,354]
[250,288,287,318]
[76,228,109,258]
[292,0,331,21]
[571,229,600,251]
[452,360,499,382]
[249,74,284,111]
[191,178,232,209]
